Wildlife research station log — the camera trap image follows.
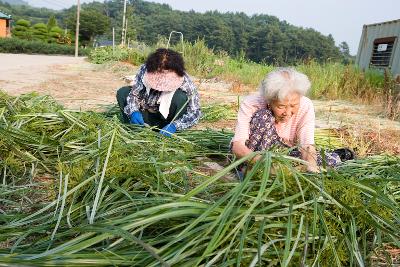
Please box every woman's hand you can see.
[300,145,320,173]
[130,111,144,125]
[231,141,252,158]
[231,141,261,163]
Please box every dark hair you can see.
[145,48,185,76]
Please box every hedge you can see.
[0,37,89,56]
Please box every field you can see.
[0,48,399,266]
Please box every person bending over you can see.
[231,67,354,173]
[116,48,201,137]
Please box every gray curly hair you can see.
[259,67,311,103]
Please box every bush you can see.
[89,46,146,64]
[32,23,48,42]
[12,19,32,40]
[48,26,64,44]
[0,37,89,56]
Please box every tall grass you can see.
[298,61,386,102]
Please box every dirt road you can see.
[0,54,85,93]
[0,53,125,110]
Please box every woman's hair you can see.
[259,67,311,103]
[145,48,185,76]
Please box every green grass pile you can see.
[0,92,399,266]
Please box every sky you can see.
[26,0,400,55]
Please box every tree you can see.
[339,41,350,56]
[47,15,57,31]
[339,41,352,64]
[11,19,31,40]
[66,8,111,45]
[48,26,63,43]
[32,23,48,41]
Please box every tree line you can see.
[0,0,351,64]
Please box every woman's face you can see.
[270,92,301,123]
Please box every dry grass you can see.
[371,246,400,266]
[336,127,400,157]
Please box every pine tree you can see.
[47,15,58,31]
[11,19,32,40]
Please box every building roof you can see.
[95,40,114,47]
[364,19,400,27]
[0,11,12,20]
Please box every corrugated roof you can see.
[364,19,400,27]
[0,11,11,19]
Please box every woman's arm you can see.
[300,144,320,173]
[296,98,319,172]
[172,75,201,130]
[123,65,147,116]
[231,141,253,158]
[231,94,265,161]
[231,141,262,163]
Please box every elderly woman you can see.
[231,68,353,173]
[116,48,201,137]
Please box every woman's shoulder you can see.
[137,64,147,77]
[299,96,314,110]
[141,64,148,70]
[296,96,315,123]
[183,72,193,82]
[242,93,266,107]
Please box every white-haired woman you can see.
[231,68,353,173]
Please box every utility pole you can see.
[121,0,127,46]
[74,0,81,57]
[124,18,128,47]
[112,27,115,52]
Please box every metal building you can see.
[356,19,400,78]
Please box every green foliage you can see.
[65,8,111,45]
[201,103,237,122]
[298,61,386,101]
[88,46,147,65]
[126,1,341,64]
[339,41,353,65]
[11,19,31,40]
[31,22,47,41]
[14,18,29,27]
[0,92,399,266]
[47,26,63,43]
[11,16,72,45]
[0,37,89,55]
[46,14,57,30]
[180,39,220,78]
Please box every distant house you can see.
[0,11,12,38]
[356,19,400,78]
[94,40,114,48]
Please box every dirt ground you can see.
[1,53,399,154]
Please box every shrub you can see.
[48,26,64,44]
[0,37,89,56]
[89,46,146,64]
[32,23,48,42]
[12,19,32,40]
